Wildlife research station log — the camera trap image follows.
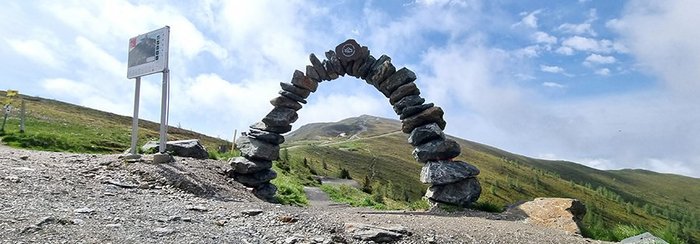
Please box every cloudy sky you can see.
[1,0,699,177]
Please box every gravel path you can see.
[0,146,609,243]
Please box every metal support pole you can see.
[158,69,169,154]
[19,100,25,133]
[129,77,141,155]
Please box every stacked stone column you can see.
[228,39,481,206]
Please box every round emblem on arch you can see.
[335,39,362,62]
[341,43,355,58]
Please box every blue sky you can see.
[1,0,699,177]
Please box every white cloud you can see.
[558,9,597,36]
[532,31,557,44]
[559,36,616,54]
[556,46,574,55]
[540,65,565,74]
[584,54,616,66]
[595,68,610,76]
[610,0,700,96]
[513,10,541,29]
[542,82,565,88]
[5,39,62,68]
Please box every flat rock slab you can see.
[508,198,586,235]
[236,136,280,161]
[344,222,410,243]
[408,123,445,146]
[229,157,272,174]
[426,177,481,207]
[402,106,446,133]
[141,139,209,159]
[412,139,461,162]
[420,160,479,185]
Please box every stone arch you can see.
[229,39,481,207]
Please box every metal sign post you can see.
[125,26,171,163]
[129,77,141,155]
[158,69,169,154]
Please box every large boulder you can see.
[412,139,461,162]
[425,177,481,207]
[140,139,208,159]
[508,198,586,235]
[420,160,479,185]
[231,169,277,187]
[229,157,272,174]
[236,136,280,161]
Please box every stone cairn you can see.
[228,39,481,206]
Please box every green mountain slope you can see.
[0,90,230,153]
[284,115,700,243]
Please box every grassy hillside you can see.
[0,90,230,154]
[283,115,700,243]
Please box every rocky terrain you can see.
[0,146,608,243]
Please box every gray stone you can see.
[310,53,330,81]
[368,60,396,90]
[270,96,302,111]
[425,177,481,207]
[341,60,354,76]
[229,157,273,174]
[306,65,321,82]
[358,55,376,79]
[279,90,307,104]
[241,209,264,216]
[619,232,669,244]
[350,46,370,77]
[365,55,390,85]
[379,68,417,97]
[389,82,420,105]
[408,123,445,146]
[400,103,434,120]
[323,60,339,80]
[236,136,280,161]
[392,95,425,115]
[140,139,209,159]
[254,182,277,201]
[402,106,446,133]
[280,82,310,98]
[250,121,292,134]
[325,50,346,76]
[232,169,277,187]
[291,70,318,92]
[153,227,175,236]
[248,129,285,145]
[186,205,209,212]
[413,139,461,162]
[262,107,298,127]
[344,223,409,243]
[74,207,95,214]
[420,161,479,185]
[20,155,29,160]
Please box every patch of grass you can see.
[408,198,431,211]
[320,184,387,210]
[0,93,230,154]
[271,166,309,206]
[469,201,504,213]
[208,150,240,160]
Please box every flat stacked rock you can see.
[228,39,481,205]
